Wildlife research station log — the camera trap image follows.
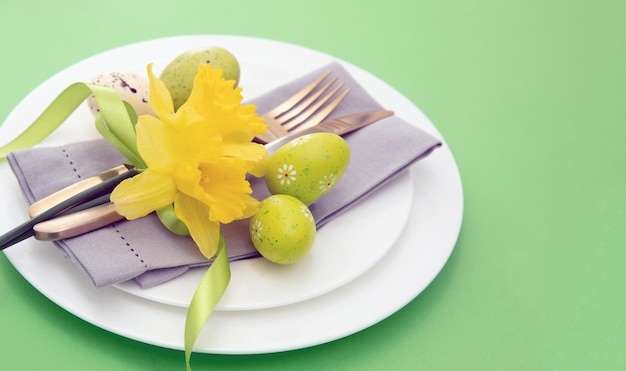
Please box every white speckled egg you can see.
[87,71,154,117]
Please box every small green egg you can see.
[266,133,350,205]
[249,194,316,264]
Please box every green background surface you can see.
[1,1,624,370]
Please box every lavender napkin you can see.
[7,61,441,288]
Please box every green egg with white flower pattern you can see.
[266,133,350,205]
[249,194,316,264]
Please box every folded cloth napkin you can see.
[7,61,441,288]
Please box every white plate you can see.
[1,35,463,354]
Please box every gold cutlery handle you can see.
[33,203,123,241]
[28,164,129,218]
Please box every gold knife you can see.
[29,109,394,241]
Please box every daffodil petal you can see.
[219,106,267,142]
[147,63,175,120]
[174,192,220,259]
[111,170,176,219]
[219,142,269,177]
[169,105,206,133]
[180,64,214,113]
[219,193,260,220]
[136,115,177,173]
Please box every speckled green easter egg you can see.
[159,47,240,110]
[249,194,316,264]
[266,133,350,205]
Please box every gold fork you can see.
[255,71,351,144]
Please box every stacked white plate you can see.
[0,35,463,354]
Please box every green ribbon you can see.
[0,82,146,170]
[1,82,230,370]
[185,235,230,370]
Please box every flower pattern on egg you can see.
[277,164,297,185]
[318,173,337,193]
[251,219,263,241]
[291,135,312,147]
[300,204,314,223]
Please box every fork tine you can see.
[274,77,338,126]
[263,70,331,118]
[281,80,343,130]
[288,87,351,133]
[255,70,349,144]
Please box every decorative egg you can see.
[159,46,240,110]
[266,133,350,205]
[249,194,316,264]
[87,71,154,117]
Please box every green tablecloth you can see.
[1,1,624,370]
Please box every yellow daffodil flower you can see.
[111,63,268,258]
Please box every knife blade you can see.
[27,109,394,242]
